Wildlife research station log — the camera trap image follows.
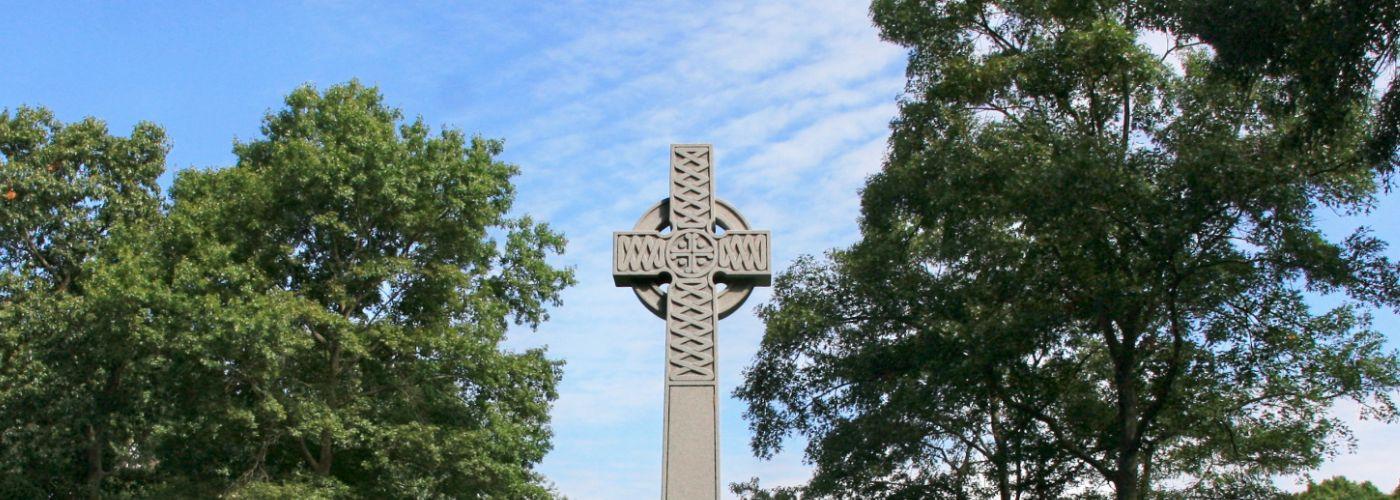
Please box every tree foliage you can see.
[0,81,574,498]
[0,107,169,498]
[1292,476,1400,500]
[737,1,1400,499]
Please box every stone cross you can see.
[613,144,771,499]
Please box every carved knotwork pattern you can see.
[615,233,667,273]
[667,278,715,381]
[717,232,769,273]
[670,146,713,230]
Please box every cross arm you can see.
[715,230,770,286]
[613,231,668,286]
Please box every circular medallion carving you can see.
[666,229,716,278]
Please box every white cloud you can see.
[1277,397,1400,492]
[475,2,904,497]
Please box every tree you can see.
[1293,476,1400,500]
[737,1,1400,499]
[0,107,170,498]
[153,81,574,497]
[1,81,575,498]
[732,477,801,500]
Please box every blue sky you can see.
[2,1,1396,497]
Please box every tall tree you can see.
[0,107,170,498]
[2,82,575,498]
[737,1,1400,499]
[154,81,575,497]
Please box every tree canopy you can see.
[1292,476,1400,500]
[0,106,169,498]
[737,1,1400,499]
[0,81,574,498]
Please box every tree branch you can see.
[1002,396,1114,478]
[1131,289,1186,456]
[977,10,1022,54]
[295,435,320,471]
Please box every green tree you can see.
[153,81,575,497]
[737,1,1400,499]
[0,107,170,498]
[732,477,801,500]
[2,81,575,498]
[1293,476,1400,500]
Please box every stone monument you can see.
[613,144,771,499]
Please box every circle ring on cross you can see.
[630,198,755,320]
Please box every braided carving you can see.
[669,146,713,230]
[717,232,769,274]
[615,233,667,273]
[667,278,715,381]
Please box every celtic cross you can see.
[613,145,771,499]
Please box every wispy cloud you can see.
[466,2,906,497]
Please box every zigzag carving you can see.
[670,146,712,230]
[717,232,769,273]
[615,233,667,273]
[667,278,715,381]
